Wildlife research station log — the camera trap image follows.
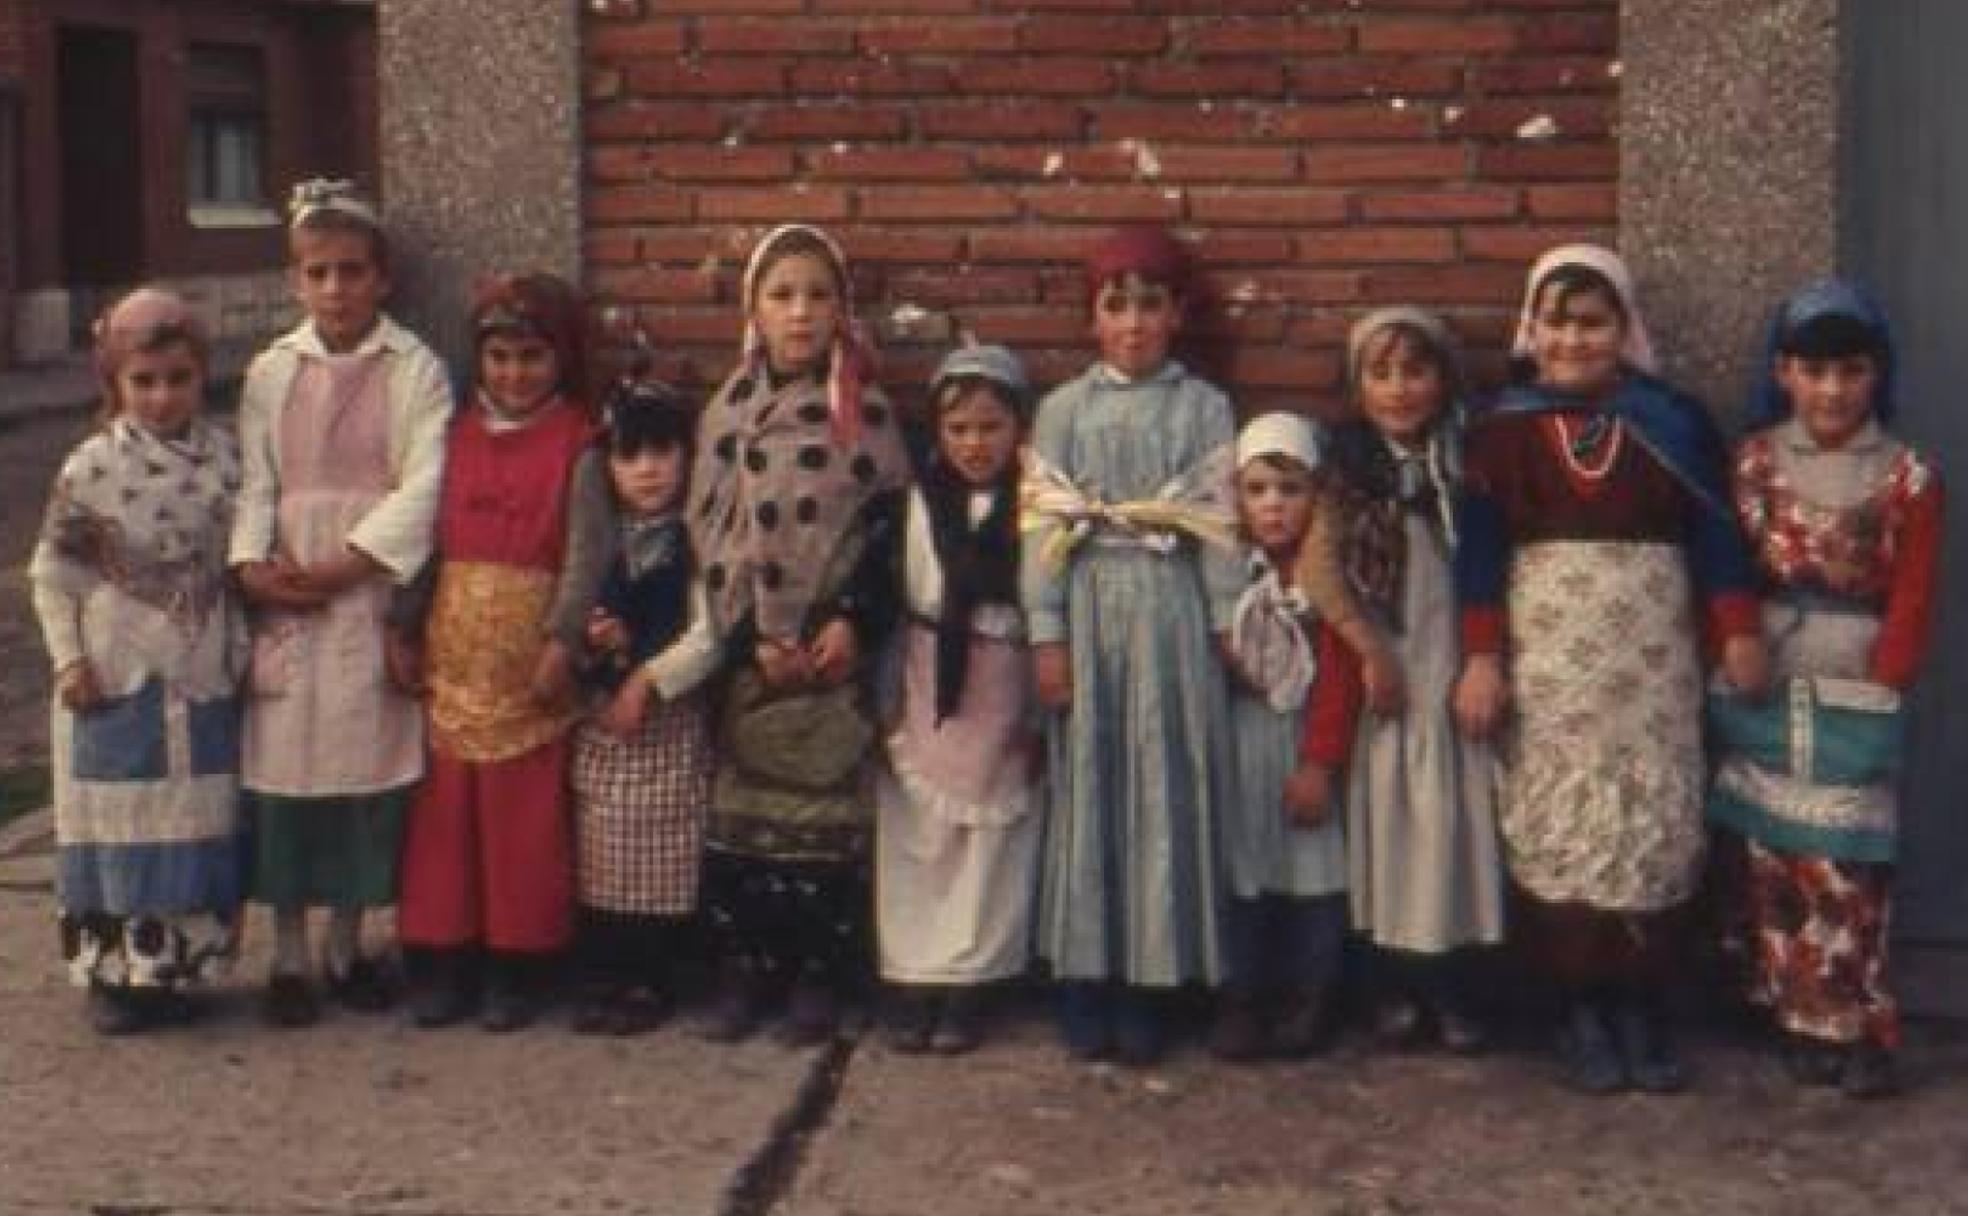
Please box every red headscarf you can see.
[1084,224,1192,306]
[471,272,592,406]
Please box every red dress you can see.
[399,401,594,953]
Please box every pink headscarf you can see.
[93,287,209,385]
[1510,244,1658,375]
[738,223,875,448]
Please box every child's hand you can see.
[530,639,574,707]
[756,638,812,690]
[1033,642,1073,711]
[586,608,629,655]
[291,548,385,599]
[236,558,331,610]
[1361,645,1407,717]
[56,659,105,713]
[1720,633,1772,699]
[385,634,427,696]
[1283,761,1334,828]
[600,674,652,738]
[1453,653,1509,739]
[806,618,859,687]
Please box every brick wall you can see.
[0,0,25,82]
[581,0,1617,416]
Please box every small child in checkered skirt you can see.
[569,381,722,1034]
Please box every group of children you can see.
[33,178,1941,1102]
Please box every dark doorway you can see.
[56,25,143,289]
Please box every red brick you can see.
[588,185,695,223]
[646,0,800,10]
[829,229,967,263]
[974,147,1137,182]
[1362,263,1524,305]
[625,59,787,97]
[1285,314,1356,347]
[1188,231,1298,265]
[590,265,720,304]
[1458,223,1608,262]
[807,147,971,181]
[1184,19,1351,56]
[1188,188,1350,226]
[1088,103,1252,142]
[859,187,1020,221]
[956,59,1119,96]
[645,146,795,181]
[1445,98,1613,139]
[1147,146,1300,182]
[587,67,625,102]
[1202,269,1361,305]
[634,226,759,263]
[1358,188,1520,221]
[1021,186,1185,223]
[696,186,851,222]
[1306,143,1468,183]
[1516,13,1617,53]
[745,104,909,141]
[1525,183,1617,220]
[969,229,1102,263]
[634,308,746,346]
[697,19,853,55]
[588,146,653,183]
[1476,141,1618,181]
[812,0,978,10]
[1355,17,1521,54]
[586,231,641,266]
[1191,308,1289,345]
[1291,61,1463,100]
[887,266,1044,306]
[953,307,1084,345]
[584,20,688,58]
[585,0,646,18]
[1133,61,1286,99]
[1300,226,1457,263]
[1019,17,1169,55]
[1468,56,1618,95]
[856,17,1019,54]
[586,102,730,141]
[1257,102,1435,141]
[1009,0,1133,9]
[1221,347,1343,389]
[791,60,953,96]
[918,101,1086,140]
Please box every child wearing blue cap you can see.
[876,344,1039,1055]
[1709,280,1944,1099]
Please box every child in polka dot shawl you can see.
[686,224,912,1044]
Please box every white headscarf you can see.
[1509,244,1658,375]
[1235,410,1322,475]
[1231,411,1324,713]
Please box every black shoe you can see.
[479,968,538,1033]
[1269,984,1335,1060]
[571,984,624,1035]
[1112,991,1165,1068]
[1208,987,1267,1063]
[1373,996,1426,1051]
[884,986,937,1054]
[931,990,985,1056]
[326,956,398,1014]
[779,974,840,1047]
[1841,1044,1901,1099]
[608,985,673,1036]
[261,972,321,1029]
[1559,1002,1625,1095]
[701,961,764,1043]
[87,983,149,1036]
[1613,1001,1688,1095]
[1779,1034,1843,1087]
[1435,1005,1491,1056]
[1057,983,1113,1062]
[410,953,477,1029]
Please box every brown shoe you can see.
[1208,987,1267,1063]
[261,972,320,1029]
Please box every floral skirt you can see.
[61,911,237,989]
[1741,836,1898,1049]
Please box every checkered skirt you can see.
[572,694,713,914]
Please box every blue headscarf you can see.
[1744,278,1897,433]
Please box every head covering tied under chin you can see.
[1744,278,1897,434]
[1236,410,1322,475]
[94,287,209,392]
[738,223,876,448]
[1510,243,1658,376]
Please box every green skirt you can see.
[245,787,411,908]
